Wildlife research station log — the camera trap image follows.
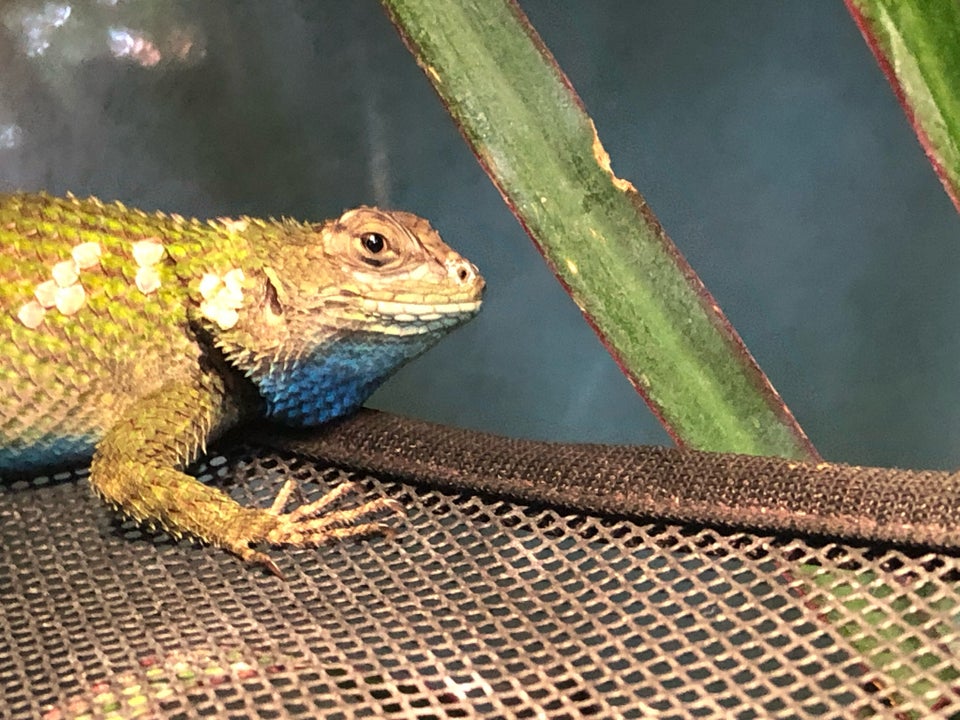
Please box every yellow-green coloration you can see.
[0,192,484,572]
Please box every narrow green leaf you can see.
[382,0,817,459]
[846,0,960,213]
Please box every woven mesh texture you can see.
[2,444,959,719]
[276,410,960,549]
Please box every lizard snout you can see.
[447,257,485,297]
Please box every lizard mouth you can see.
[322,276,484,337]
[356,297,483,336]
[326,298,481,336]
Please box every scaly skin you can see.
[0,192,484,572]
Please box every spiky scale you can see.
[0,192,484,571]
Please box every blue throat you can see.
[253,333,431,427]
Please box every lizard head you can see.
[209,207,484,426]
[313,206,485,336]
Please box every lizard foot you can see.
[237,479,405,576]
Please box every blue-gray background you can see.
[2,1,958,469]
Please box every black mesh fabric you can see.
[272,410,960,550]
[2,421,960,719]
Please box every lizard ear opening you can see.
[262,267,286,323]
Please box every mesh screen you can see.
[2,443,959,719]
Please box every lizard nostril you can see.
[450,259,477,284]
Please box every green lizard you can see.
[0,192,483,573]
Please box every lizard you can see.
[4,194,956,574]
[0,191,484,574]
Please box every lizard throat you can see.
[249,333,436,427]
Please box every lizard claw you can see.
[234,545,286,579]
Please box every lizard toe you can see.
[266,494,404,547]
[231,540,285,578]
[268,520,396,547]
[284,480,360,520]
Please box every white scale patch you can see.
[134,267,160,295]
[72,242,102,269]
[17,301,46,329]
[34,280,58,308]
[131,238,166,295]
[17,241,104,327]
[55,284,85,315]
[16,236,166,328]
[198,268,246,330]
[51,259,78,287]
[132,238,165,268]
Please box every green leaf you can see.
[381,0,816,459]
[847,0,960,212]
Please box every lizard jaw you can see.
[355,297,483,337]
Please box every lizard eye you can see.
[360,232,386,254]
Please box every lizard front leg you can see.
[89,372,400,574]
